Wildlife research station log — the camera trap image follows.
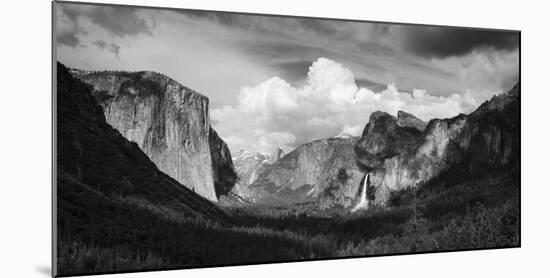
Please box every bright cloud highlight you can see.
[212,58,494,154]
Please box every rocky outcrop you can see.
[268,147,287,163]
[355,111,425,171]
[70,69,236,201]
[397,110,427,131]
[56,62,226,221]
[355,83,520,204]
[250,138,364,206]
[209,126,238,197]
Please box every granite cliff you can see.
[250,137,364,206]
[56,62,227,225]
[209,127,238,198]
[70,69,236,201]
[355,83,520,204]
[248,110,428,208]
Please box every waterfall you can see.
[351,173,369,212]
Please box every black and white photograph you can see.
[53,1,520,276]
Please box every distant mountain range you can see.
[226,148,290,203]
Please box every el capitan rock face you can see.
[70,69,236,201]
[56,62,226,222]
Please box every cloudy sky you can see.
[55,2,519,154]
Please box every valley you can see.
[56,62,520,276]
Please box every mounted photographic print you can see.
[53,0,520,276]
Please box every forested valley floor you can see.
[57,166,519,276]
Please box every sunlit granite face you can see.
[71,69,236,202]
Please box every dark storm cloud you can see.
[182,10,366,44]
[182,10,300,42]
[58,33,80,47]
[63,4,155,37]
[178,9,401,80]
[356,41,395,56]
[247,40,319,59]
[92,40,120,58]
[56,3,155,47]
[297,19,352,39]
[184,10,387,42]
[107,44,121,58]
[401,26,519,58]
[271,60,313,85]
[183,10,246,28]
[92,40,107,49]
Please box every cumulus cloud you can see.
[258,132,297,153]
[212,58,490,154]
